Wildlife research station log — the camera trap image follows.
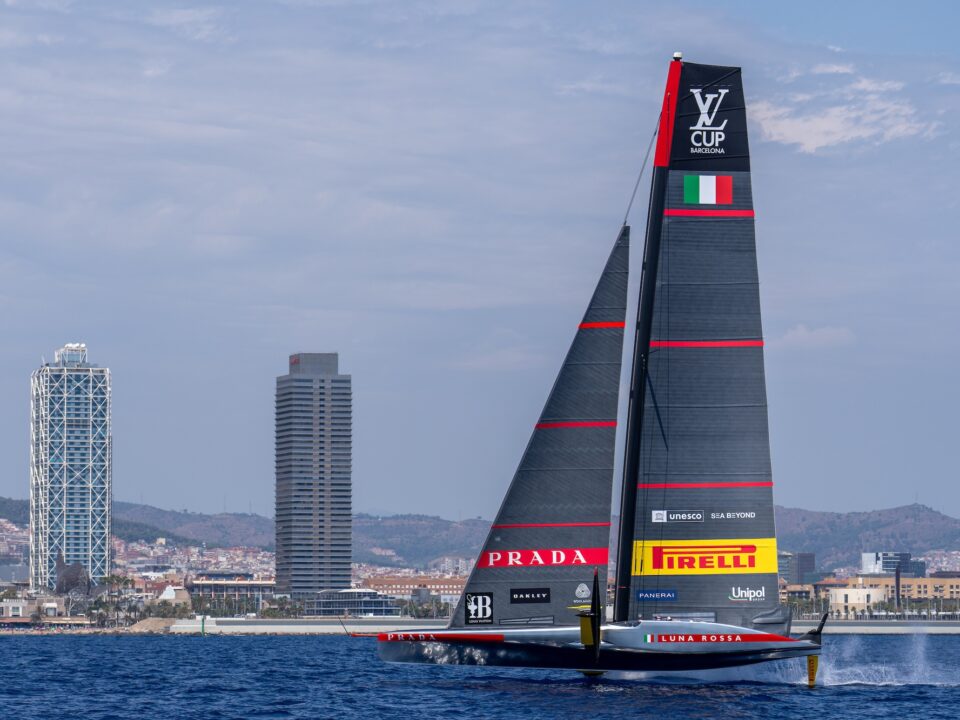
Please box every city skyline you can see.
[1,2,960,521]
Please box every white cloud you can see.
[148,7,228,42]
[555,77,629,97]
[752,75,933,153]
[3,0,73,10]
[770,324,855,350]
[452,327,549,371]
[142,59,173,78]
[851,77,904,92]
[454,345,546,371]
[937,72,960,86]
[812,63,854,75]
[0,28,61,48]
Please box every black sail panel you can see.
[450,228,629,628]
[623,62,783,629]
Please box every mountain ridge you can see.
[2,497,959,571]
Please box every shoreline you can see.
[7,618,960,636]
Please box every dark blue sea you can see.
[4,634,959,719]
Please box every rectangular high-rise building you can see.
[275,353,352,598]
[30,343,111,591]
[777,551,816,584]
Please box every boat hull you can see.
[377,621,819,672]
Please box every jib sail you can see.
[614,60,785,631]
[449,228,629,629]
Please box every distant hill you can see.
[0,497,224,545]
[113,501,274,549]
[775,503,960,570]
[3,497,960,571]
[0,497,28,526]
[352,513,489,567]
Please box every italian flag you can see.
[684,175,733,204]
[644,634,656,643]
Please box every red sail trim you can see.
[664,209,755,218]
[653,59,683,167]
[535,420,617,429]
[650,340,764,348]
[638,481,773,489]
[491,522,611,529]
[579,321,626,329]
[377,632,505,643]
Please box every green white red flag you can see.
[683,175,733,204]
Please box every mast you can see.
[613,55,682,623]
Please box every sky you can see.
[1,0,959,521]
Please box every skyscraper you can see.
[275,353,352,598]
[30,343,112,591]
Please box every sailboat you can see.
[378,54,826,683]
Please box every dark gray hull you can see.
[379,640,816,672]
[377,621,820,673]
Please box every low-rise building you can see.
[151,586,192,608]
[781,584,814,602]
[847,575,960,601]
[829,587,888,618]
[0,598,31,619]
[303,589,399,617]
[188,574,276,600]
[360,575,467,605]
[813,577,847,599]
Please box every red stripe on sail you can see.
[491,522,611,529]
[535,420,617,429]
[664,209,755,218]
[653,59,683,167]
[638,482,773,489]
[579,321,626,329]
[650,340,764,348]
[716,175,733,204]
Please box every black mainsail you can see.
[614,60,785,631]
[449,228,629,629]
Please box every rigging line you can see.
[622,114,660,226]
[644,372,669,451]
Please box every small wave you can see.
[611,635,960,687]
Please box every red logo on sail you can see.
[481,547,608,568]
[651,543,757,571]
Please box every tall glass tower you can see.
[275,353,352,598]
[30,343,112,591]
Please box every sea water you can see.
[3,634,959,719]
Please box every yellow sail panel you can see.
[632,538,778,576]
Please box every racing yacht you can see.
[377,54,826,685]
